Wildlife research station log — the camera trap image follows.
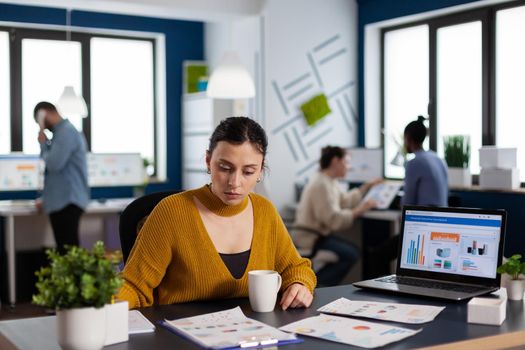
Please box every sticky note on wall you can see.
[300,94,331,126]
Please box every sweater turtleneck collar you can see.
[194,184,249,217]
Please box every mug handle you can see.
[276,274,282,293]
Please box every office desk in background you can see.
[0,285,524,349]
[0,198,134,305]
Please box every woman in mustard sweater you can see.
[118,117,316,309]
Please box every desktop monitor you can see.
[345,148,383,182]
[87,153,145,187]
[0,154,44,191]
[0,153,145,191]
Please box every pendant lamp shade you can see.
[207,51,255,99]
[57,86,88,118]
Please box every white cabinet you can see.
[182,92,232,190]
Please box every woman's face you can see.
[206,141,264,205]
[332,154,349,178]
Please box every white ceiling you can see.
[1,0,266,22]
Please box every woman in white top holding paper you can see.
[292,146,381,286]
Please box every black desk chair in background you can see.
[119,190,181,264]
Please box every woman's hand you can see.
[280,283,313,310]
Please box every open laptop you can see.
[354,206,507,300]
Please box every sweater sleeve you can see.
[340,188,362,209]
[272,205,317,293]
[311,180,356,232]
[117,199,175,309]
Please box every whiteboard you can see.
[345,148,383,182]
[87,153,145,187]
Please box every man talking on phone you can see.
[33,101,89,253]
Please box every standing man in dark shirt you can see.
[34,101,90,253]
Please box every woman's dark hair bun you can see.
[417,115,426,123]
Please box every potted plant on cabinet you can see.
[33,241,123,350]
[444,135,471,187]
[497,254,525,300]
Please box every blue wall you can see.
[357,0,525,256]
[0,3,204,200]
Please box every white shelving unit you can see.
[181,92,232,190]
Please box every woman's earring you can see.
[207,169,211,174]
[256,177,261,183]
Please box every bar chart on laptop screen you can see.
[406,233,426,266]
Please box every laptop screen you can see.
[399,208,504,279]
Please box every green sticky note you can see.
[300,94,331,126]
[186,65,208,93]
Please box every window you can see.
[496,5,525,181]
[383,25,429,178]
[382,2,525,183]
[90,38,154,164]
[436,21,482,175]
[22,38,82,154]
[3,25,160,176]
[0,31,9,154]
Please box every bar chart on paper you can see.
[406,234,426,266]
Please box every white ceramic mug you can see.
[248,270,282,312]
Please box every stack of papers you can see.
[129,310,155,334]
[160,307,301,349]
[318,298,445,324]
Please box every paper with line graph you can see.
[318,298,445,324]
[280,313,421,348]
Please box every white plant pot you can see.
[56,306,107,350]
[506,279,524,301]
[448,167,471,187]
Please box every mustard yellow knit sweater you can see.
[117,185,316,308]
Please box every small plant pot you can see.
[506,279,524,301]
[56,306,106,350]
[448,167,471,187]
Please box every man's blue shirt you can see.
[40,119,89,214]
[401,150,448,207]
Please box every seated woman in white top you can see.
[292,146,381,286]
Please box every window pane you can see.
[22,39,82,154]
[384,25,429,178]
[90,38,154,165]
[496,5,525,181]
[436,21,482,174]
[0,32,10,153]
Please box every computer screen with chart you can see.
[345,148,383,182]
[0,154,44,191]
[87,153,144,187]
[400,209,503,279]
[0,153,145,191]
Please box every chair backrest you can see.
[119,190,181,264]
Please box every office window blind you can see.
[496,5,525,181]
[0,32,9,154]
[90,37,155,166]
[383,25,429,179]
[21,38,82,154]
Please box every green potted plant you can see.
[33,241,123,350]
[443,135,471,187]
[497,254,525,300]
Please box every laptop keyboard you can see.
[376,276,489,294]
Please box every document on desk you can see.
[129,310,155,334]
[160,306,301,349]
[318,298,445,324]
[280,314,421,349]
[361,181,402,209]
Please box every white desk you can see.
[0,198,134,306]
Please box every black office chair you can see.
[119,190,181,264]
